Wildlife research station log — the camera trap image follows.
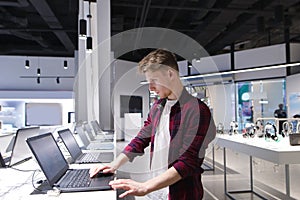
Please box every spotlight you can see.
[86,36,93,53]
[79,19,87,39]
[37,68,41,76]
[25,60,30,69]
[37,77,40,84]
[64,60,68,69]
[56,77,60,84]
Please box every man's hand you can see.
[89,164,116,178]
[109,179,149,198]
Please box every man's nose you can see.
[149,82,155,91]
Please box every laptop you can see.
[83,122,113,142]
[90,120,103,134]
[75,125,114,150]
[5,126,40,167]
[90,120,114,135]
[57,128,114,164]
[26,132,115,192]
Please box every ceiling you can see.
[0,0,78,57]
[1,0,300,61]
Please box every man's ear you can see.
[168,69,174,79]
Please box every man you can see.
[274,103,287,135]
[90,49,216,199]
[274,103,287,118]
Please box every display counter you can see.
[0,159,116,200]
[215,134,300,200]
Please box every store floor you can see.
[116,142,300,200]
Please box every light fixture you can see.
[259,99,269,104]
[56,77,60,84]
[79,19,87,39]
[180,62,300,80]
[25,60,30,69]
[37,77,40,84]
[139,62,300,84]
[86,0,93,53]
[64,60,68,69]
[37,68,41,76]
[79,0,87,39]
[86,36,93,53]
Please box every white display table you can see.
[0,159,116,200]
[215,134,300,200]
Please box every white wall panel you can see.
[191,53,230,74]
[235,44,286,69]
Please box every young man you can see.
[90,49,216,199]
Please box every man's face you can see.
[145,69,172,99]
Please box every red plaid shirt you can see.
[123,89,216,199]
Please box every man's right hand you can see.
[89,163,116,178]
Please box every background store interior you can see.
[1,1,300,199]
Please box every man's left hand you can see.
[109,179,149,198]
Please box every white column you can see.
[86,2,99,122]
[75,0,88,123]
[75,0,100,123]
[97,0,112,130]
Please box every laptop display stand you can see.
[0,153,6,168]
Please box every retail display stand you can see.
[216,134,300,200]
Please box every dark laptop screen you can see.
[26,133,69,186]
[58,129,82,160]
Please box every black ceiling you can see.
[1,0,300,61]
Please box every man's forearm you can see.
[144,167,182,193]
[111,153,130,170]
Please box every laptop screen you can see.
[26,133,69,186]
[75,125,90,147]
[90,120,101,133]
[58,129,82,160]
[9,126,40,166]
[83,123,95,140]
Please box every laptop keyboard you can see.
[88,143,114,150]
[60,169,91,188]
[80,153,101,163]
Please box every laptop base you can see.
[0,153,6,168]
[30,180,52,195]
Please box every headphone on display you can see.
[255,120,264,138]
[297,121,300,133]
[281,121,293,136]
[216,123,224,134]
[264,122,278,141]
[243,123,256,138]
[229,121,238,135]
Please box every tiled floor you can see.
[116,142,300,200]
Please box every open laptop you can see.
[75,125,114,150]
[90,120,103,134]
[83,122,113,142]
[5,126,40,167]
[26,132,115,193]
[90,120,114,137]
[57,128,114,164]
